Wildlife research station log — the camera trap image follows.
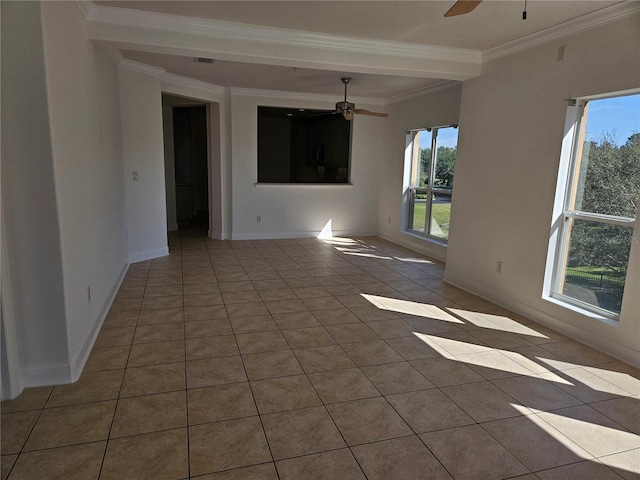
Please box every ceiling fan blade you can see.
[444,0,482,17]
[354,109,389,118]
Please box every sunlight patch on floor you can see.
[362,294,463,323]
[448,308,548,338]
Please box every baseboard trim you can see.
[231,229,377,241]
[128,247,169,263]
[444,272,640,368]
[21,362,73,388]
[69,262,129,382]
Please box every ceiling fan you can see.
[444,0,482,17]
[333,77,389,120]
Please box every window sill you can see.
[255,183,353,189]
[542,294,620,327]
[402,230,448,247]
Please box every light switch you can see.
[133,171,139,181]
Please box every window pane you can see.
[416,130,431,187]
[574,95,640,217]
[428,195,451,239]
[561,218,633,315]
[411,190,428,233]
[427,127,458,240]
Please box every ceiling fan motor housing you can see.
[335,101,355,112]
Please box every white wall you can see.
[378,84,463,261]
[229,93,386,239]
[445,15,640,366]
[1,1,70,392]
[119,69,169,262]
[40,1,128,379]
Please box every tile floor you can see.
[2,229,639,479]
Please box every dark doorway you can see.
[171,105,209,231]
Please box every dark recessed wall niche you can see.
[257,106,351,184]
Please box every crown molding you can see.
[483,2,640,63]
[162,72,226,95]
[384,80,462,105]
[113,55,225,95]
[87,4,480,66]
[229,87,384,106]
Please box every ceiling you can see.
[92,0,627,99]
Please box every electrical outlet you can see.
[496,261,503,274]
[557,45,566,61]
[132,171,139,181]
[257,215,261,223]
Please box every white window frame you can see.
[403,125,457,245]
[544,91,639,322]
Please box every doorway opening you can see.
[162,94,210,239]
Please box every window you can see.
[257,107,351,184]
[404,126,458,242]
[549,93,639,318]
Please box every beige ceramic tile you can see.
[325,323,380,344]
[133,322,184,344]
[261,406,346,460]
[387,389,475,433]
[24,401,115,451]
[251,375,322,414]
[235,331,289,354]
[144,284,183,297]
[193,463,279,480]
[120,362,186,397]
[7,442,106,480]
[188,383,257,425]
[110,391,187,437]
[183,282,220,295]
[136,308,183,325]
[352,435,452,480]
[127,340,185,367]
[1,454,17,480]
[184,305,228,321]
[276,449,365,480]
[1,411,40,454]
[189,417,272,476]
[421,424,529,480]
[312,308,361,326]
[226,302,270,318]
[230,315,279,334]
[94,326,135,348]
[301,297,345,311]
[410,357,486,387]
[185,319,234,338]
[101,428,188,480]
[102,310,139,328]
[385,336,443,361]
[84,345,130,372]
[186,335,239,360]
[272,311,321,330]
[326,397,412,446]
[222,291,263,304]
[0,386,52,413]
[281,327,336,349]
[537,405,640,457]
[140,295,183,311]
[242,350,304,380]
[186,356,247,388]
[441,381,532,423]
[293,345,356,373]
[360,362,434,395]
[536,460,625,480]
[46,369,124,407]
[482,415,593,472]
[308,368,380,404]
[599,449,640,480]
[591,397,640,434]
[491,375,583,411]
[341,340,404,366]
